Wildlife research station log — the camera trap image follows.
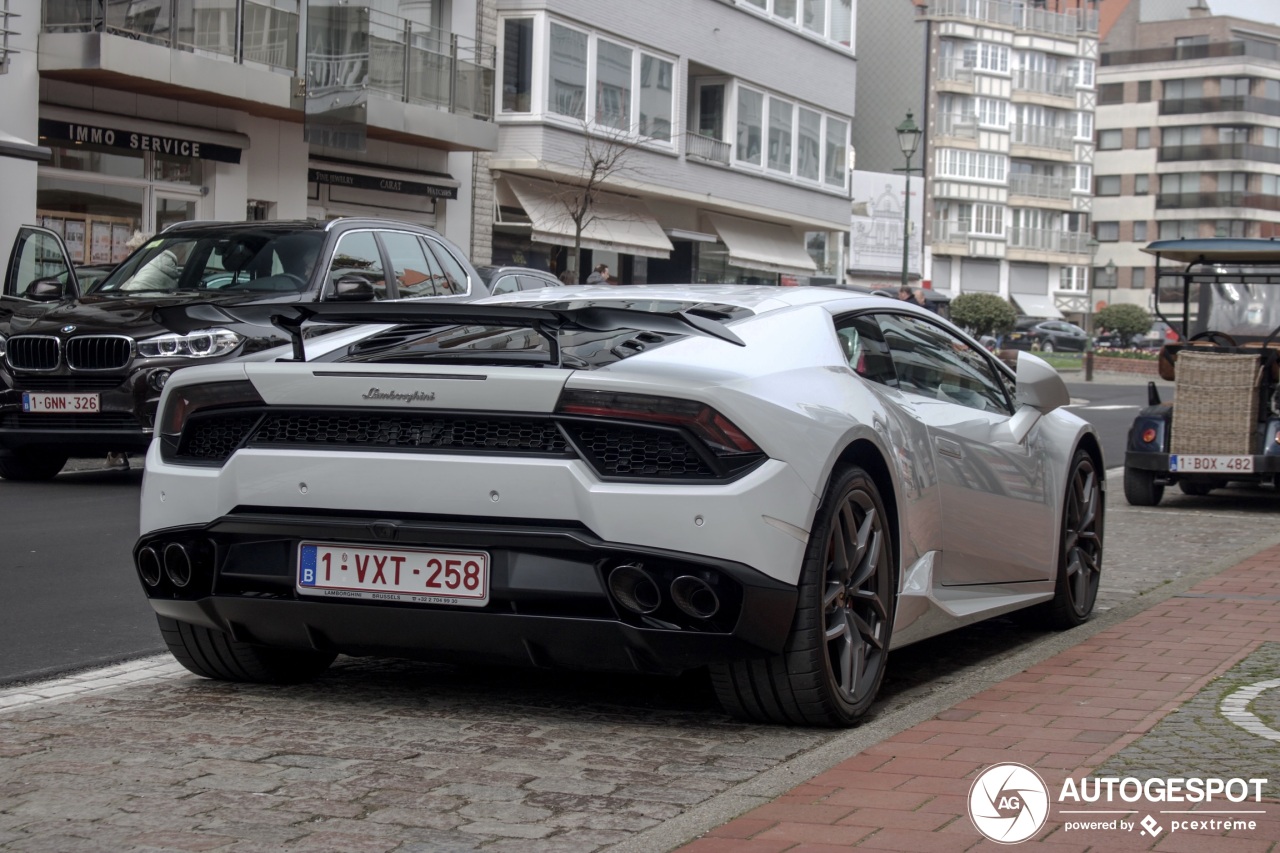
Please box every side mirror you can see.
[332,276,375,302]
[28,278,66,301]
[1015,350,1070,413]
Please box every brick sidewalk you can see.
[681,547,1280,852]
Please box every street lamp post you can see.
[895,111,922,288]
[1085,237,1099,382]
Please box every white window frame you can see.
[936,148,1008,184]
[734,0,855,53]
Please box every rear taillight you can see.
[555,389,760,454]
[161,380,264,437]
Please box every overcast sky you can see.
[1207,0,1280,25]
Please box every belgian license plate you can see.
[297,542,489,606]
[22,392,100,413]
[1169,455,1254,474]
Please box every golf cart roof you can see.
[1141,238,1280,264]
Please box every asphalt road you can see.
[0,375,1158,686]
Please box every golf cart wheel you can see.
[1123,466,1163,507]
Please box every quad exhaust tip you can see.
[670,575,720,619]
[607,563,661,615]
[163,543,192,588]
[137,545,162,587]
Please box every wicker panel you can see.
[1171,352,1261,456]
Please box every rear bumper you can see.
[138,513,799,674]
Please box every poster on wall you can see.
[90,221,113,264]
[112,224,132,263]
[64,220,86,264]
[41,217,65,238]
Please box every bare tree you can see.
[541,122,649,279]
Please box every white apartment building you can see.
[487,0,857,283]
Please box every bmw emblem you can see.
[61,325,76,334]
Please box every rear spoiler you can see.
[153,301,746,362]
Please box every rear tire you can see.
[1041,340,1055,353]
[157,616,335,683]
[710,465,894,726]
[1123,466,1163,506]
[0,451,68,481]
[1045,450,1104,629]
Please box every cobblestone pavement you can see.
[2,473,1279,851]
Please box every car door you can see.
[4,226,79,304]
[875,312,1057,586]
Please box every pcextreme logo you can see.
[968,763,1270,844]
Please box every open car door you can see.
[4,225,79,303]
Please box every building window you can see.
[1131,267,1146,290]
[1220,77,1251,97]
[768,97,793,172]
[1075,163,1092,192]
[797,108,821,181]
[936,149,1007,183]
[1137,80,1152,101]
[1093,265,1116,289]
[1076,112,1093,140]
[1059,266,1087,292]
[1160,172,1199,195]
[1134,221,1148,242]
[1159,219,1199,240]
[825,117,848,189]
[1098,83,1124,104]
[595,39,633,131]
[1096,175,1121,196]
[1097,129,1123,150]
[1215,220,1248,238]
[1135,174,1149,195]
[549,23,588,120]
[1263,173,1280,196]
[976,98,1007,127]
[968,203,1004,235]
[1096,221,1119,241]
[736,87,764,166]
[1162,126,1200,147]
[1163,78,1204,100]
[1073,59,1094,88]
[639,55,673,141]
[1136,127,1150,148]
[501,17,534,113]
[737,0,854,50]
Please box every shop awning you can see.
[1011,293,1064,319]
[705,213,817,275]
[0,130,50,163]
[502,176,673,259]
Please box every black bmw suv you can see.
[0,219,487,480]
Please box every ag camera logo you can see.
[969,763,1051,844]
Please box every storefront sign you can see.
[308,168,458,200]
[38,119,243,164]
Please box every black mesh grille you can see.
[1,413,141,430]
[181,414,262,460]
[561,423,716,479]
[12,376,125,391]
[6,337,59,371]
[66,337,132,370]
[249,412,570,453]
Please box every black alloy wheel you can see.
[711,465,894,726]
[1046,450,1104,628]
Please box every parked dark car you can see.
[476,265,564,295]
[1005,317,1089,352]
[0,219,487,480]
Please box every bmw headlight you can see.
[138,328,243,359]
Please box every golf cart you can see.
[1124,238,1280,505]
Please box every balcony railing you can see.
[936,112,978,139]
[933,220,972,244]
[936,57,975,85]
[44,0,299,68]
[1156,191,1280,211]
[1012,69,1075,99]
[926,0,1098,37]
[1010,124,1074,152]
[1008,173,1074,200]
[1102,39,1278,67]
[1159,143,1280,165]
[42,0,494,119]
[685,131,730,165]
[1008,227,1091,255]
[1160,95,1280,118]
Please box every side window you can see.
[489,274,520,295]
[518,275,555,291]
[6,228,72,298]
[380,231,441,298]
[422,237,470,295]
[878,313,1013,414]
[835,314,898,387]
[327,231,387,300]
